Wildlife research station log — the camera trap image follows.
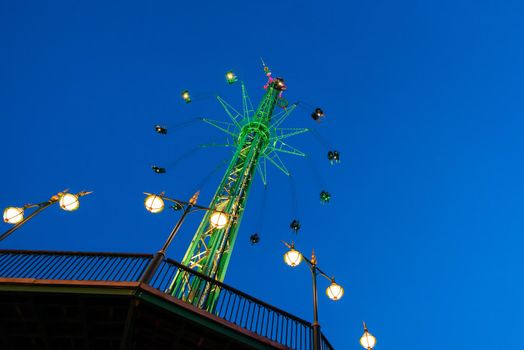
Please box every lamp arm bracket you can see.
[302,255,314,267]
[281,240,295,249]
[23,203,40,209]
[316,267,333,282]
[189,206,207,214]
[189,206,233,218]
[76,190,93,197]
[147,193,188,208]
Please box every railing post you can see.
[139,251,164,284]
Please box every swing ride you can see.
[154,124,168,134]
[311,107,325,122]
[181,90,191,103]
[151,165,166,174]
[225,71,238,84]
[290,219,301,233]
[148,62,340,311]
[328,150,340,164]
[249,232,260,245]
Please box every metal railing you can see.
[0,250,333,350]
[149,258,318,349]
[0,250,150,281]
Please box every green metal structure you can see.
[169,68,307,310]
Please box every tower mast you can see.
[169,67,306,310]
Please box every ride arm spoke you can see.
[264,151,290,176]
[271,127,309,140]
[241,82,255,122]
[268,140,306,157]
[217,96,243,129]
[257,157,268,186]
[199,142,235,148]
[202,118,238,138]
[272,103,298,127]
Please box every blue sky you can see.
[1,1,524,348]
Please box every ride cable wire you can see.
[256,185,268,234]
[288,175,299,219]
[309,127,334,150]
[163,145,203,169]
[158,117,202,133]
[180,92,218,103]
[190,159,229,195]
[306,153,327,190]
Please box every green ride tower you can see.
[169,66,307,311]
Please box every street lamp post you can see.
[1,190,92,242]
[283,241,344,350]
[140,191,229,284]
